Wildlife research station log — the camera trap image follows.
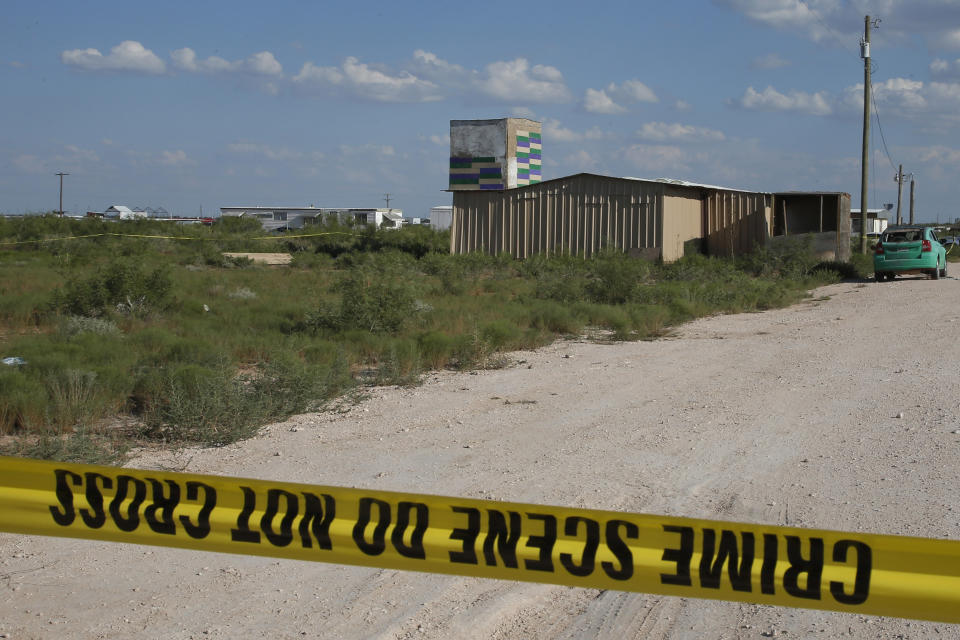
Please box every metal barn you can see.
[450,173,850,262]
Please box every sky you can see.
[3,0,960,223]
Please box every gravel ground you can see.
[3,275,960,639]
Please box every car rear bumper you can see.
[874,255,939,272]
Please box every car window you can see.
[931,230,939,242]
[884,230,922,242]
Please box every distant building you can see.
[449,118,541,191]
[850,208,889,234]
[430,205,452,231]
[88,205,147,220]
[218,206,404,231]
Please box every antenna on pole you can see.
[383,193,392,209]
[55,172,69,217]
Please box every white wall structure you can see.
[101,205,147,220]
[430,205,453,231]
[850,209,889,234]
[219,207,404,231]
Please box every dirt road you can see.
[4,276,960,639]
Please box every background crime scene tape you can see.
[0,231,358,246]
[2,457,959,623]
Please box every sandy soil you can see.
[3,275,960,639]
[221,253,292,265]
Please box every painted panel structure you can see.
[449,118,542,191]
[516,131,542,186]
[449,156,504,190]
[449,120,507,191]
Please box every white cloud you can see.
[61,40,166,74]
[479,58,571,102]
[410,49,466,79]
[544,119,582,143]
[294,62,344,84]
[718,0,826,33]
[583,80,658,114]
[564,149,599,171]
[842,78,926,111]
[637,122,726,142]
[171,48,282,76]
[159,150,193,166]
[338,144,396,157]
[674,99,692,111]
[427,134,450,145]
[584,88,626,114]
[914,145,960,165]
[60,144,100,163]
[933,28,960,50]
[294,56,440,102]
[622,144,703,173]
[617,80,658,103]
[227,143,303,161]
[720,0,960,51]
[510,106,538,119]
[13,155,44,173]
[542,119,609,143]
[736,85,832,115]
[295,50,570,104]
[752,53,790,69]
[247,51,282,76]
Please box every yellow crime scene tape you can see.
[1,455,958,623]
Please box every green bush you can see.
[418,330,456,369]
[51,260,173,318]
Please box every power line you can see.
[870,83,898,172]
[797,0,860,59]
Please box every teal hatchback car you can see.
[873,225,949,281]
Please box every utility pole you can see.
[895,164,903,225]
[909,177,915,224]
[858,15,878,254]
[55,172,69,217]
[383,193,392,209]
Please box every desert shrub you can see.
[306,271,420,334]
[139,363,255,445]
[374,338,422,385]
[50,260,173,318]
[0,370,47,433]
[526,301,584,335]
[59,315,120,337]
[0,426,128,465]
[46,369,104,430]
[481,319,523,349]
[585,252,652,304]
[418,331,456,369]
[213,216,263,234]
[737,236,818,279]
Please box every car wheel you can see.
[932,260,941,280]
[875,272,885,282]
[941,260,948,278]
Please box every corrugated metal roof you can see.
[622,176,764,194]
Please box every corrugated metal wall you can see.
[451,174,793,261]
[703,190,772,258]
[451,174,666,258]
[661,191,703,261]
